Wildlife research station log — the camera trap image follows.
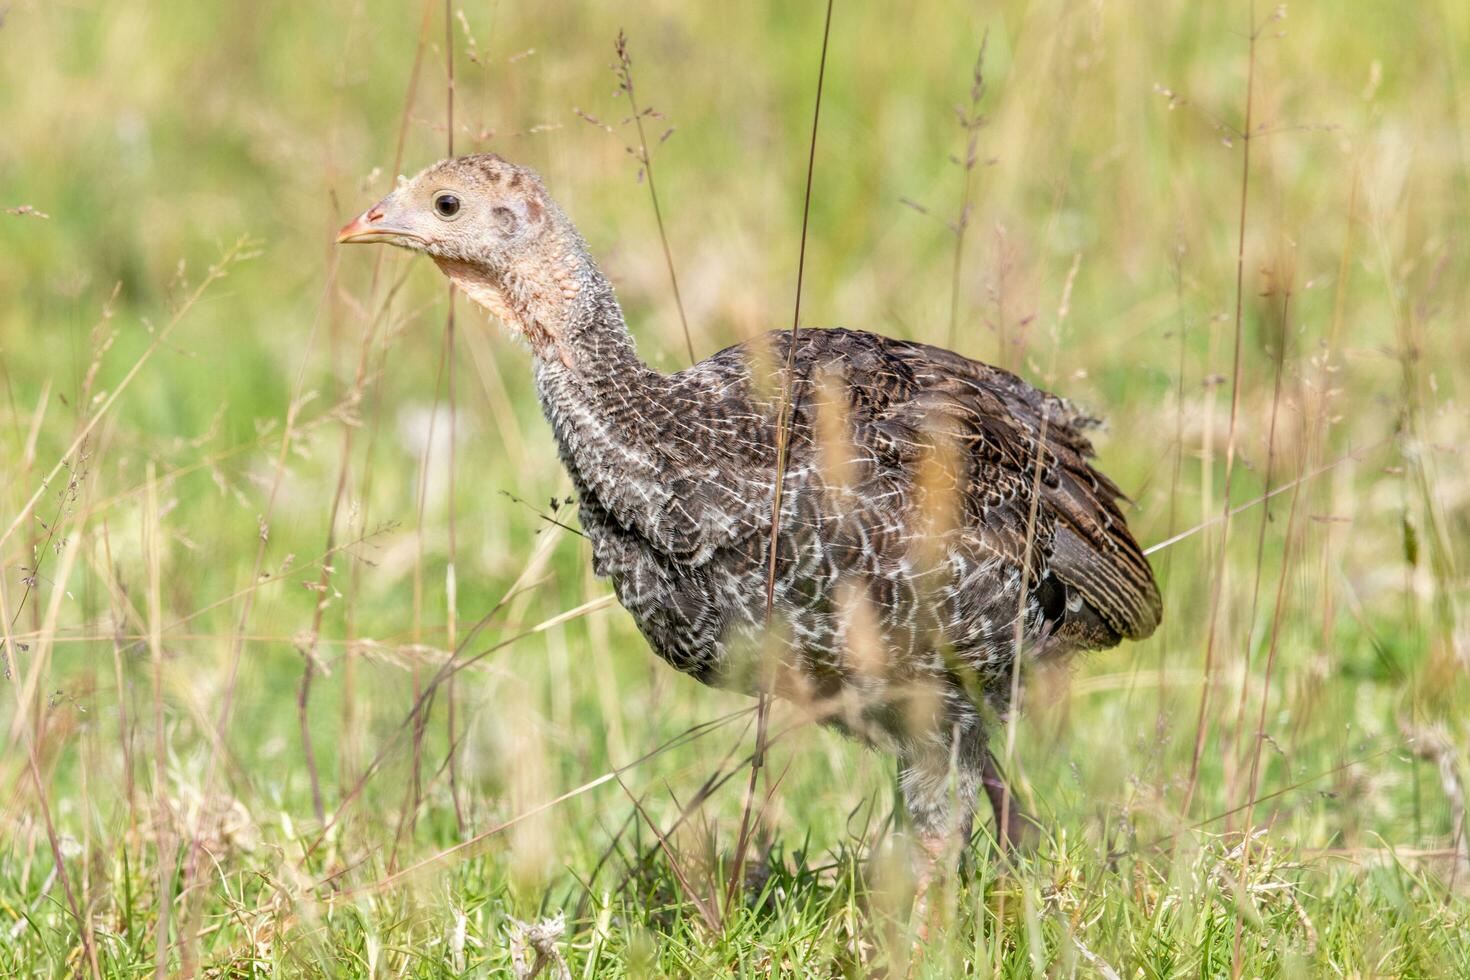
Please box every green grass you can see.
[2,0,1468,975]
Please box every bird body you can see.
[339,153,1161,865]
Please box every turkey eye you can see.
[433,193,461,219]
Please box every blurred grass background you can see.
[2,0,1468,974]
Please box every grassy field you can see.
[2,0,1469,974]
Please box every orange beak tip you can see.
[335,215,373,244]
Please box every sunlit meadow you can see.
[1,0,1468,975]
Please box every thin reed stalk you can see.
[1227,276,1291,817]
[991,257,1077,964]
[294,254,345,828]
[727,0,835,920]
[0,543,92,975]
[0,241,251,553]
[1158,242,1190,722]
[614,31,695,366]
[338,0,438,803]
[144,464,169,979]
[402,299,456,851]
[100,521,136,813]
[1233,311,1307,980]
[175,247,329,964]
[443,0,465,838]
[1183,3,1262,817]
[332,706,756,896]
[302,573,591,859]
[946,35,989,350]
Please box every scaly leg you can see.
[980,747,1037,853]
[898,723,983,938]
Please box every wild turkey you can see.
[339,153,1160,888]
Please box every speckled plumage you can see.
[341,152,1162,858]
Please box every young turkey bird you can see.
[339,153,1160,886]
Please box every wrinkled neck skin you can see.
[435,225,673,521]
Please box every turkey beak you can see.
[336,201,425,246]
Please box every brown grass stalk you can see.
[1138,741,1403,855]
[947,35,989,350]
[0,533,93,975]
[142,464,172,979]
[1151,241,1190,719]
[1233,336,1308,980]
[614,31,695,366]
[1227,279,1292,817]
[291,116,427,832]
[174,251,332,965]
[294,247,347,829]
[1142,442,1384,558]
[335,0,437,803]
[614,775,721,932]
[396,0,469,850]
[728,0,835,920]
[1183,4,1264,817]
[0,240,250,554]
[990,258,1077,966]
[402,300,455,853]
[301,576,589,859]
[327,706,755,896]
[443,0,465,837]
[100,521,136,814]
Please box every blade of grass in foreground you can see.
[732,0,836,921]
